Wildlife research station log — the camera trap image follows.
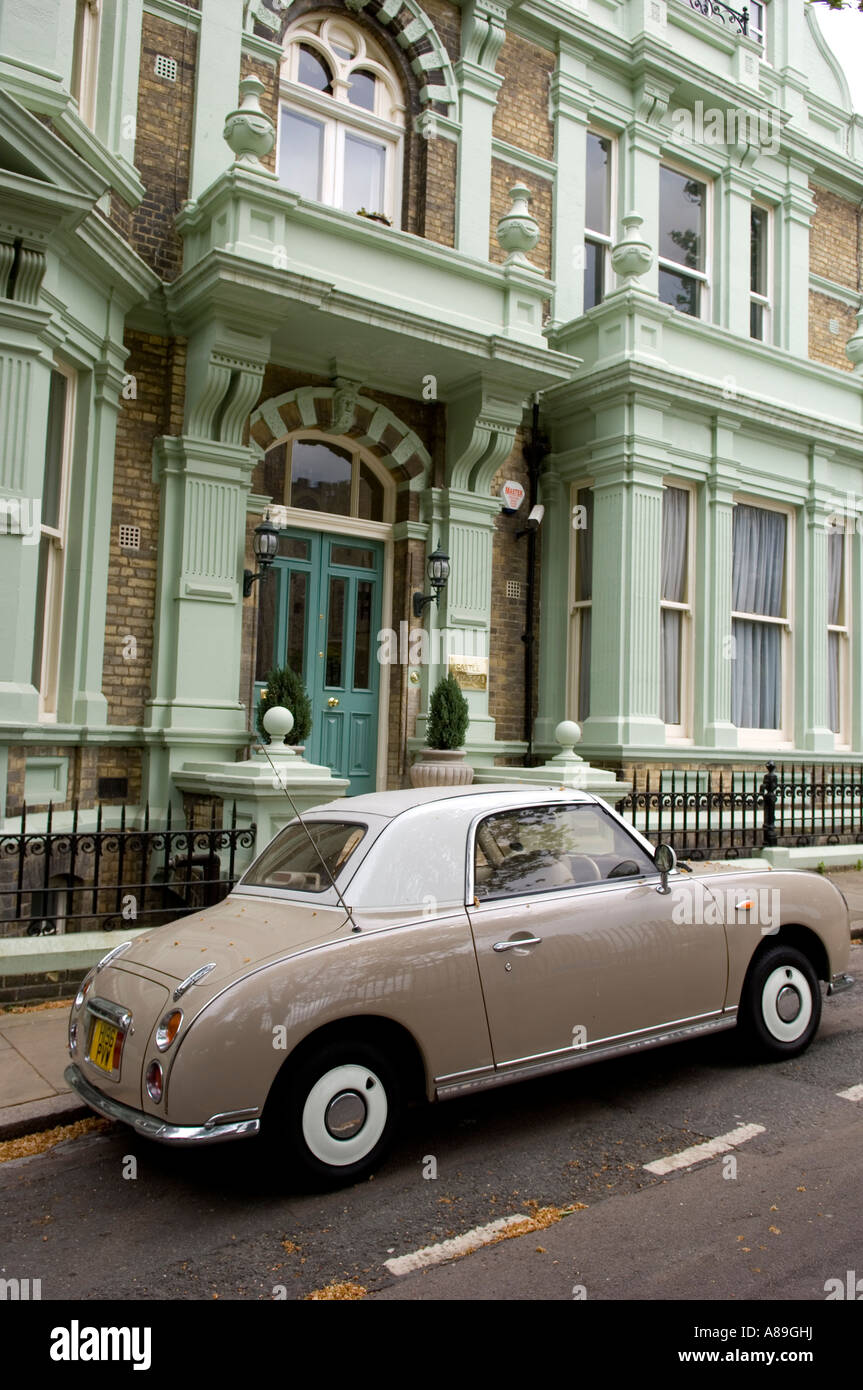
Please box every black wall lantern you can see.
[413,543,450,617]
[243,515,280,597]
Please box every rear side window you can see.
[243,821,366,893]
[473,803,656,902]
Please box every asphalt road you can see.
[2,944,861,1303]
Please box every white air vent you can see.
[154,54,178,81]
[506,579,522,599]
[829,318,840,336]
[119,525,141,551]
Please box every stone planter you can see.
[409,748,474,788]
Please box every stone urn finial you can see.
[224,76,276,169]
[610,211,654,288]
[847,302,863,375]
[496,184,541,270]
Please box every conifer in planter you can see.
[410,672,474,787]
[256,665,312,750]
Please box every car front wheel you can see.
[268,1040,401,1185]
[739,945,821,1060]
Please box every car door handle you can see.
[493,936,542,952]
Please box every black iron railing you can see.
[687,0,749,37]
[0,801,256,937]
[615,762,863,860]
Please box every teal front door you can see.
[255,531,383,794]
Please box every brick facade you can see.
[487,430,540,745]
[102,332,186,729]
[492,33,555,161]
[808,184,861,373]
[129,11,198,280]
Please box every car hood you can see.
[118,893,351,990]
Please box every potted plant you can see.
[410,672,474,787]
[256,665,312,753]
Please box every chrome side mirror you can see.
[654,842,676,895]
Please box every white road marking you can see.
[643,1122,766,1176]
[836,1083,863,1103]
[384,1215,528,1276]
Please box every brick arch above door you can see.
[249,386,432,491]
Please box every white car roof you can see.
[306,782,597,822]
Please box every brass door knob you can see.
[327,697,340,707]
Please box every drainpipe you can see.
[521,397,549,765]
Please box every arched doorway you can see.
[253,430,395,794]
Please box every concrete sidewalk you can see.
[0,1003,88,1140]
[1,868,862,1143]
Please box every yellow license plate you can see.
[89,1018,120,1074]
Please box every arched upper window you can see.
[260,432,394,525]
[278,14,406,226]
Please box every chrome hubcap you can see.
[325,1090,367,1140]
[776,984,802,1023]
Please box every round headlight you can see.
[74,971,96,1011]
[155,1009,183,1051]
[146,1061,163,1102]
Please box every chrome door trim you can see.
[434,1012,737,1100]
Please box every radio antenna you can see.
[255,733,360,933]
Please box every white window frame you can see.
[658,161,711,322]
[731,494,793,748]
[35,361,76,722]
[748,1,767,55]
[827,523,850,749]
[71,0,101,129]
[569,481,593,723]
[661,480,696,742]
[750,200,772,344]
[583,129,615,312]
[278,15,406,226]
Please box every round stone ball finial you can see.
[262,705,295,742]
[555,719,582,751]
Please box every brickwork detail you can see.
[423,133,457,246]
[809,184,860,289]
[487,429,540,744]
[102,332,187,728]
[4,745,143,820]
[129,13,199,280]
[492,33,555,161]
[809,291,858,373]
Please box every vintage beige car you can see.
[65,785,854,1184]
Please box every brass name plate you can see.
[449,658,488,691]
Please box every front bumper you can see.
[64,1065,260,1146]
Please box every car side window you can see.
[473,804,657,902]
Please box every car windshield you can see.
[243,821,367,893]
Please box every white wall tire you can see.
[759,965,812,1044]
[301,1063,389,1168]
[267,1039,401,1186]
[739,945,822,1060]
